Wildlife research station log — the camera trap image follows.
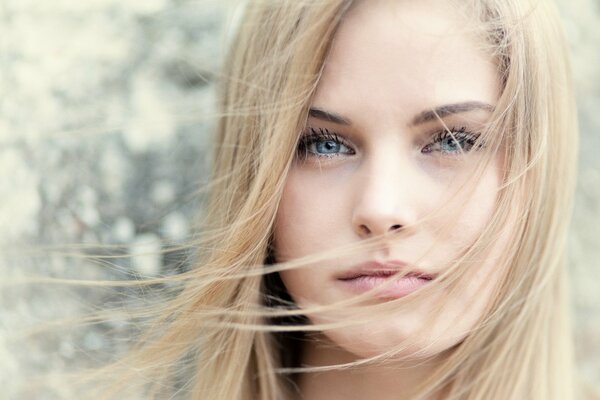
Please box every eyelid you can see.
[297,127,356,157]
[422,126,483,154]
[297,125,482,159]
[428,126,472,140]
[300,128,341,146]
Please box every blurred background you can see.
[0,0,598,398]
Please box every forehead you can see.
[313,0,499,123]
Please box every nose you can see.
[351,154,419,239]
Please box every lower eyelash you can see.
[296,126,482,158]
[297,127,354,157]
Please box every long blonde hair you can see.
[83,0,582,398]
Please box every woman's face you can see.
[273,0,507,359]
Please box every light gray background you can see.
[1,1,598,398]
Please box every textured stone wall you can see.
[1,0,599,398]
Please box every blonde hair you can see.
[78,0,584,399]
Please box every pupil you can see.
[444,137,458,150]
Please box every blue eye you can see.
[422,127,481,154]
[440,136,462,152]
[315,140,344,154]
[297,128,355,158]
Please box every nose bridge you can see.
[352,148,419,237]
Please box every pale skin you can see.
[273,0,508,399]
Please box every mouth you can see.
[337,260,435,298]
[337,260,435,281]
[339,270,434,280]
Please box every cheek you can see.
[273,173,330,303]
[273,169,349,261]
[439,162,502,250]
[273,169,359,307]
[441,164,509,327]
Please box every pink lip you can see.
[337,260,435,298]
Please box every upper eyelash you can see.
[424,126,482,153]
[303,127,345,143]
[430,126,480,145]
[297,126,482,158]
[297,127,354,156]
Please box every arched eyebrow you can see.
[308,101,494,126]
[308,107,352,125]
[410,101,495,126]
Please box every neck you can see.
[294,333,448,400]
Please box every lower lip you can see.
[339,275,431,298]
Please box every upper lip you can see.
[337,260,435,281]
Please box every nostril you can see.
[359,225,371,235]
[389,224,402,232]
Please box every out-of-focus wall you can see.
[556,0,600,388]
[0,0,598,398]
[1,2,230,398]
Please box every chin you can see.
[318,318,467,362]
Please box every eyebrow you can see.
[308,101,494,126]
[308,107,352,125]
[411,101,495,125]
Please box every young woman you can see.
[94,0,591,398]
